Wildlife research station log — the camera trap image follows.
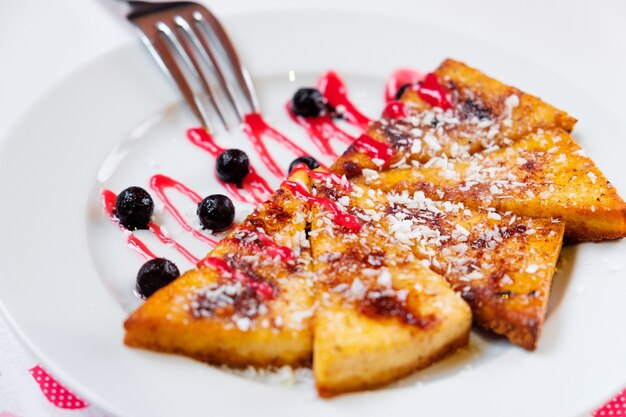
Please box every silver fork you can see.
[112,1,260,131]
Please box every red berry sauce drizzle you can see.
[281,180,361,233]
[102,188,203,264]
[383,69,452,112]
[101,190,158,260]
[149,174,219,251]
[319,71,371,129]
[254,232,294,263]
[286,103,354,159]
[382,101,408,119]
[415,73,451,110]
[289,162,352,192]
[197,256,275,299]
[102,70,448,265]
[352,134,395,165]
[223,230,295,264]
[384,68,424,103]
[187,127,272,204]
[286,71,371,158]
[242,112,313,179]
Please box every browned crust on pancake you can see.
[316,330,469,397]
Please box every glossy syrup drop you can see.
[382,101,407,119]
[416,73,451,110]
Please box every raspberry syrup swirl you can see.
[197,256,276,299]
[281,180,361,233]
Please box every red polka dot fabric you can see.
[593,389,626,416]
[28,365,88,410]
[16,363,626,415]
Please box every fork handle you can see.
[126,1,188,20]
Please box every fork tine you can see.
[156,20,230,130]
[127,2,261,129]
[193,9,260,114]
[143,28,213,131]
[170,16,232,130]
[183,15,246,122]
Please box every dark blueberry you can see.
[395,83,413,100]
[197,194,235,232]
[136,258,180,299]
[216,149,250,185]
[291,88,328,118]
[288,156,320,175]
[115,186,154,230]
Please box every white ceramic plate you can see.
[0,9,625,417]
